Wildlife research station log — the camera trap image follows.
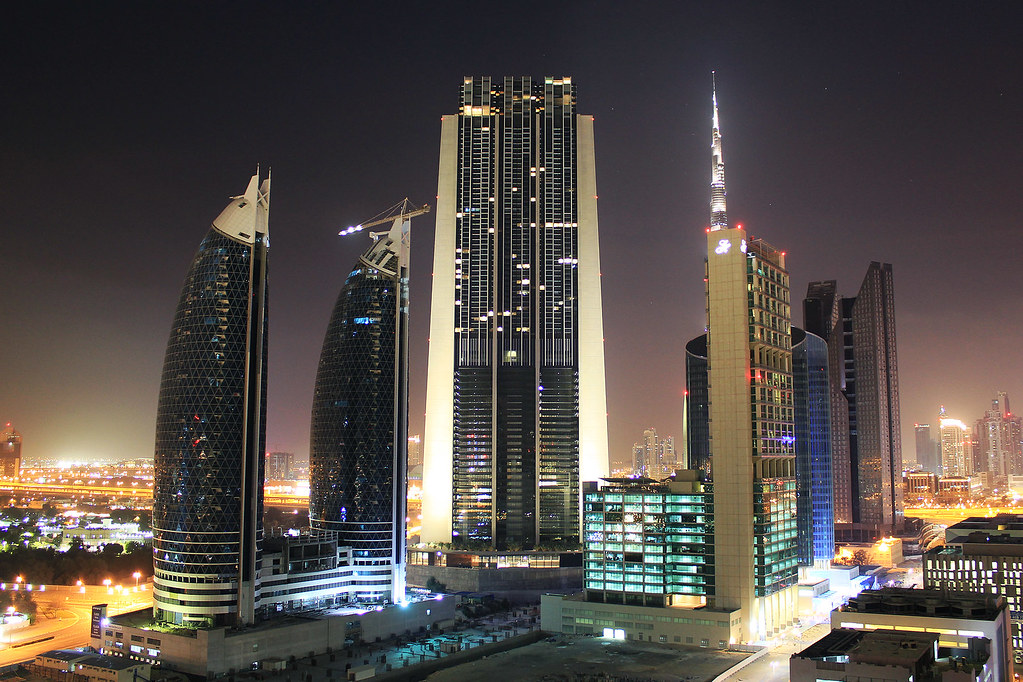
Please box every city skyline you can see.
[2,3,1021,467]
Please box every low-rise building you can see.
[924,515,1023,661]
[541,473,742,648]
[791,628,993,681]
[92,595,458,677]
[33,650,150,682]
[830,588,1012,680]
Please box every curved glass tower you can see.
[792,327,834,568]
[309,216,409,602]
[153,174,269,627]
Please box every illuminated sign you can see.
[714,239,731,255]
[90,604,107,639]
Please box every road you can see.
[0,585,152,666]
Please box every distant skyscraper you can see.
[632,428,658,477]
[659,436,678,477]
[804,262,902,540]
[422,76,609,549]
[702,81,797,640]
[940,409,971,478]
[914,424,939,474]
[975,393,1023,479]
[0,423,21,478]
[631,443,645,476]
[265,451,294,481]
[407,435,422,468]
[792,328,834,568]
[309,214,411,602]
[152,173,269,627]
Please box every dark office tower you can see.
[915,424,939,474]
[792,328,834,568]
[152,173,269,627]
[1,423,21,478]
[805,262,902,541]
[684,334,710,479]
[309,215,410,601]
[851,263,902,532]
[421,76,609,549]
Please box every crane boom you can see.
[339,200,431,236]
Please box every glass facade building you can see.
[792,327,834,567]
[582,474,714,607]
[422,76,608,550]
[309,218,409,602]
[683,336,710,480]
[152,174,270,627]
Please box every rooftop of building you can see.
[838,588,1006,621]
[109,595,451,640]
[584,470,707,494]
[37,649,94,663]
[76,655,148,671]
[794,627,938,665]
[947,514,1023,533]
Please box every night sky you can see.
[3,2,1021,465]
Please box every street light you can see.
[132,572,141,588]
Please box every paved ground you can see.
[0,585,151,666]
[425,636,748,682]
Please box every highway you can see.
[0,480,308,508]
[0,585,152,666]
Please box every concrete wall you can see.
[541,593,740,648]
[406,565,582,596]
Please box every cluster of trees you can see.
[0,542,151,586]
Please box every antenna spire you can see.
[710,72,728,230]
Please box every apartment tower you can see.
[422,76,609,549]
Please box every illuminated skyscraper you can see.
[422,76,609,549]
[702,80,797,640]
[152,173,269,627]
[792,328,834,568]
[309,214,411,601]
[940,410,971,478]
[0,423,21,478]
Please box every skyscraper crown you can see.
[710,73,728,230]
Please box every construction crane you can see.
[339,198,430,237]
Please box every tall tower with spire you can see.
[702,78,798,641]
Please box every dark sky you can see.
[3,2,1021,465]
